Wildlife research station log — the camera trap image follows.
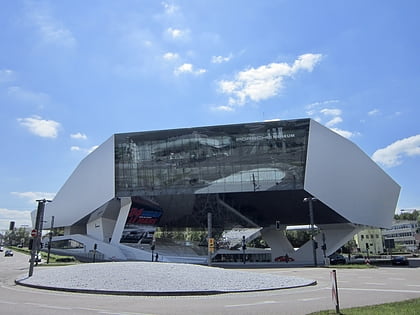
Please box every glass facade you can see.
[114,120,313,231]
[115,119,310,196]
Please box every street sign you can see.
[31,229,38,237]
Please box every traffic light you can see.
[366,243,370,250]
[208,238,215,248]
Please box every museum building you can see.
[37,119,400,264]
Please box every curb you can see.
[15,278,317,296]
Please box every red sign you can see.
[31,229,37,237]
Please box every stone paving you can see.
[16,261,316,295]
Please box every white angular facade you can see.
[38,119,400,264]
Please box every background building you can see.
[354,228,384,255]
[382,220,420,253]
[36,119,400,264]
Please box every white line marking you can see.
[299,297,326,302]
[340,287,420,294]
[0,300,18,305]
[24,302,72,310]
[365,282,386,285]
[225,300,278,308]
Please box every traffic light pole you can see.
[29,199,48,277]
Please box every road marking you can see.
[407,284,420,288]
[299,297,326,302]
[24,302,73,310]
[365,282,386,285]
[225,300,279,308]
[0,300,18,305]
[388,278,405,281]
[340,287,420,294]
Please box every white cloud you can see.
[368,109,380,116]
[71,145,98,154]
[70,132,87,140]
[217,53,322,106]
[211,54,232,64]
[291,53,322,72]
[162,2,179,15]
[167,27,189,40]
[17,115,60,138]
[174,63,206,75]
[0,69,16,83]
[7,86,50,108]
[325,116,343,127]
[163,52,179,60]
[211,105,235,112]
[372,134,420,168]
[26,3,76,47]
[0,208,33,231]
[320,108,342,116]
[306,100,339,109]
[11,191,56,204]
[306,101,357,139]
[330,128,355,139]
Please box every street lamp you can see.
[303,197,318,267]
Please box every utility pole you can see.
[304,197,318,267]
[29,199,51,277]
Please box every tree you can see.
[341,239,357,254]
[394,210,419,221]
[286,230,311,248]
[3,227,31,246]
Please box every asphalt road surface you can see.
[1,250,420,315]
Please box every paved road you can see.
[1,250,420,315]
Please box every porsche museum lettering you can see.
[236,129,295,142]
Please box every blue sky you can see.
[1,1,419,231]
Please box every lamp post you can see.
[303,197,318,267]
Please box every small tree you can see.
[3,227,30,246]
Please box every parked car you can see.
[0,246,3,252]
[329,254,346,265]
[4,250,13,257]
[274,255,294,262]
[391,256,409,266]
